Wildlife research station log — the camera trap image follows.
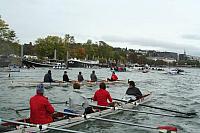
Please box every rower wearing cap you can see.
[30,83,55,124]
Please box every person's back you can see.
[44,70,54,82]
[93,82,112,106]
[90,71,97,82]
[111,72,118,81]
[63,71,69,82]
[30,84,54,124]
[78,72,84,82]
[125,81,142,100]
[67,83,89,114]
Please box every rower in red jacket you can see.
[107,72,118,81]
[93,82,112,106]
[30,83,55,124]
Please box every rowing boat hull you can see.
[3,92,152,133]
[10,80,126,88]
[10,81,71,88]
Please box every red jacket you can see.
[30,94,55,124]
[93,88,112,106]
[111,74,118,81]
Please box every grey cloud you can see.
[182,34,200,40]
[101,35,200,51]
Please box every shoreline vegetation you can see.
[0,16,200,68]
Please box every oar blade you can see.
[158,126,177,133]
[186,112,197,116]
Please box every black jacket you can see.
[44,73,53,82]
[63,74,69,82]
[90,73,97,82]
[126,86,142,99]
[78,74,84,82]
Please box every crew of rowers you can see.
[43,70,118,83]
[30,70,142,124]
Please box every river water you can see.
[0,67,199,133]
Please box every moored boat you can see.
[167,68,184,75]
[1,92,152,133]
[53,63,67,69]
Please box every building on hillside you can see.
[187,55,200,61]
[179,54,187,61]
[147,57,176,63]
[156,52,178,60]
[147,51,178,60]
[135,49,148,55]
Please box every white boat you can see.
[53,63,67,69]
[1,92,152,133]
[167,68,184,75]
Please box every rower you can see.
[65,82,94,114]
[78,72,84,82]
[92,82,113,107]
[63,71,69,82]
[124,80,142,101]
[107,72,118,81]
[90,70,97,82]
[44,70,54,82]
[30,83,55,124]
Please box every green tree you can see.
[0,16,17,42]
[0,16,20,56]
[35,36,66,59]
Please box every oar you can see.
[91,117,177,132]
[89,105,193,118]
[139,104,197,116]
[56,111,178,133]
[113,98,197,116]
[0,118,85,133]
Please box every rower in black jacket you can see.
[125,80,142,100]
[63,71,69,82]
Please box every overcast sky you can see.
[1,0,200,56]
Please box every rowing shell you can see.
[10,80,127,88]
[10,81,71,88]
[1,92,152,133]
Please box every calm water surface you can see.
[0,67,199,133]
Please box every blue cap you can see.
[36,83,44,93]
